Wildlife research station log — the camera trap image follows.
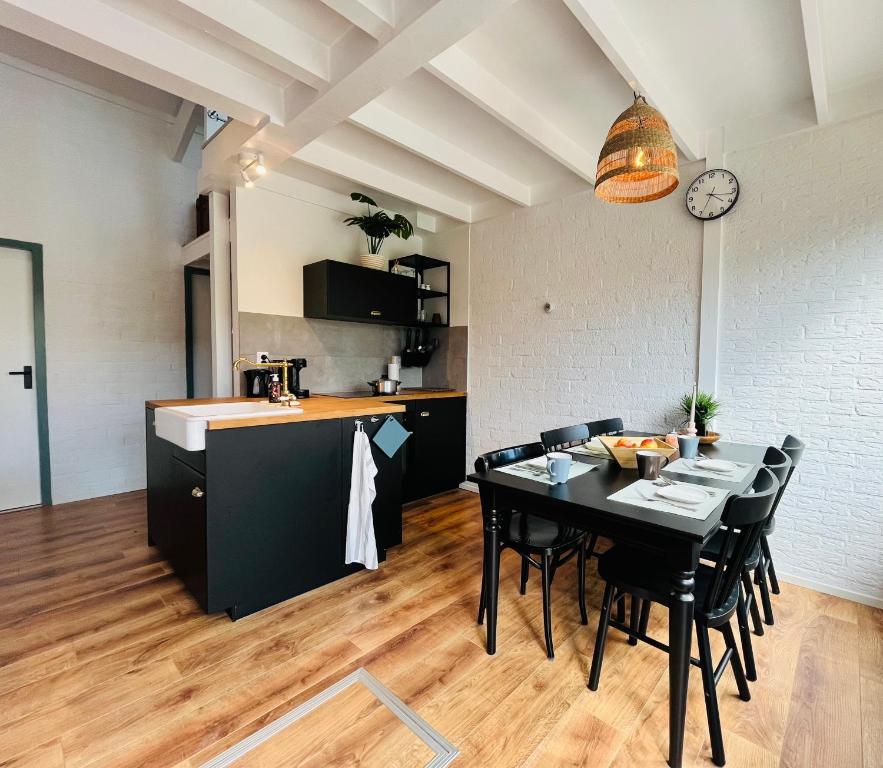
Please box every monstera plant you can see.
[344,192,414,255]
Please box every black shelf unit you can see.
[390,254,450,328]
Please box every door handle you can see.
[419,411,430,417]
[191,486,204,498]
[370,310,382,317]
[8,365,32,389]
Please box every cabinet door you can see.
[340,414,405,558]
[306,261,414,325]
[167,457,208,611]
[406,398,467,501]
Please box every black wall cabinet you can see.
[304,260,414,326]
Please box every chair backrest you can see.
[781,434,805,485]
[540,424,590,452]
[702,467,779,615]
[762,445,791,518]
[587,417,624,438]
[474,442,546,473]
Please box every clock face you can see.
[685,169,739,220]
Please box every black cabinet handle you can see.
[8,365,32,389]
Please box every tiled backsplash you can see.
[239,313,468,394]
[238,313,418,392]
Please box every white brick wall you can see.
[0,62,197,503]
[719,113,883,604]
[468,186,703,464]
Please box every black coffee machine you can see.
[243,357,309,398]
[289,358,309,399]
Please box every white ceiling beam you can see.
[0,0,283,125]
[150,0,330,89]
[799,0,830,125]
[272,0,517,155]
[426,46,597,184]
[349,102,531,205]
[169,100,201,162]
[293,141,472,222]
[319,0,394,40]
[561,0,703,161]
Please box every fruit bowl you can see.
[598,435,678,469]
[698,432,721,445]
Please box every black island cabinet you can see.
[145,408,405,619]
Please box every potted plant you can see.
[679,391,721,436]
[344,192,413,269]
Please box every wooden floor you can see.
[0,490,880,768]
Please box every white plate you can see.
[694,459,738,473]
[655,484,710,505]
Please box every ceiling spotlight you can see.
[255,152,267,176]
[240,168,254,188]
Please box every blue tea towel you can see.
[372,416,411,458]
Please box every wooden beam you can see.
[0,0,284,125]
[799,0,830,125]
[169,100,201,162]
[561,0,703,161]
[426,46,597,183]
[151,0,330,89]
[319,0,394,40]
[274,0,517,154]
[292,141,472,221]
[349,102,530,205]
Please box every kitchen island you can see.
[145,392,465,619]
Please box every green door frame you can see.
[0,238,52,505]
[184,266,210,399]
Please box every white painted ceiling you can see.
[0,0,881,224]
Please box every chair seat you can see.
[506,512,585,552]
[701,528,761,570]
[598,545,739,626]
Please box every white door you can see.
[0,246,42,511]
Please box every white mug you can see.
[546,452,572,484]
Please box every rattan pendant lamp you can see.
[595,94,679,204]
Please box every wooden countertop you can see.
[145,391,466,431]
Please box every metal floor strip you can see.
[199,668,459,768]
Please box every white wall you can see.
[718,112,883,606]
[234,175,423,317]
[467,186,703,462]
[423,223,470,327]
[0,60,197,503]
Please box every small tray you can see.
[699,432,722,445]
[598,435,678,469]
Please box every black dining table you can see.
[468,432,769,768]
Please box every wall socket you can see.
[255,351,269,362]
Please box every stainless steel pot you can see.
[367,378,400,395]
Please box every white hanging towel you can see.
[345,425,379,569]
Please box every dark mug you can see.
[636,450,668,481]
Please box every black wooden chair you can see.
[588,467,780,767]
[754,434,805,625]
[475,443,589,659]
[586,417,624,438]
[540,423,591,452]
[540,423,602,562]
[698,447,791,681]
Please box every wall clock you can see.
[685,169,739,220]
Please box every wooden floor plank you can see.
[0,489,877,768]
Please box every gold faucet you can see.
[233,357,295,403]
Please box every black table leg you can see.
[668,568,695,768]
[483,504,502,655]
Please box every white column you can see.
[208,191,233,396]
[697,127,724,394]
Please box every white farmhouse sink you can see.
[155,401,301,451]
